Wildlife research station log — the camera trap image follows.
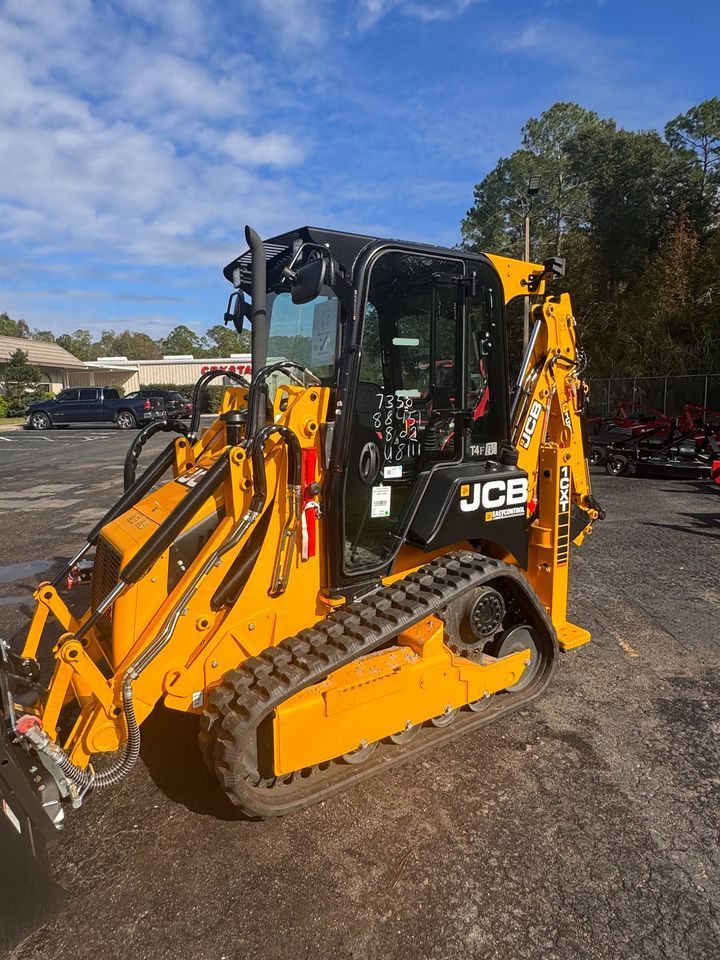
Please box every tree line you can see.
[0,313,250,361]
[3,99,719,380]
[462,99,720,378]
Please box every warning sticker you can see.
[371,485,392,518]
[176,468,208,488]
[311,299,337,368]
[3,799,21,834]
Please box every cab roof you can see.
[222,226,492,289]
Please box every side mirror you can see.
[291,257,326,305]
[224,290,246,334]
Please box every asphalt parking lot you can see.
[1,428,720,960]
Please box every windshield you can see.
[267,286,339,385]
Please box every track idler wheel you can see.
[491,625,541,693]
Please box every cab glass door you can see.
[343,250,464,573]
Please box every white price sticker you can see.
[371,485,392,518]
[383,465,403,479]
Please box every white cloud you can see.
[219,130,307,167]
[254,0,331,49]
[356,0,478,29]
[0,1,316,265]
[108,51,243,120]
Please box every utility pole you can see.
[523,176,541,350]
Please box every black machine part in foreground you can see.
[0,642,66,951]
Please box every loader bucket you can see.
[0,813,66,952]
[1,653,66,952]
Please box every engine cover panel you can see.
[408,462,529,567]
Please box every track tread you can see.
[199,550,558,818]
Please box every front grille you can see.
[91,536,123,647]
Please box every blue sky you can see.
[0,0,717,340]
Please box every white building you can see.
[0,335,87,392]
[0,336,255,396]
[71,354,253,393]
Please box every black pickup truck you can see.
[25,387,165,430]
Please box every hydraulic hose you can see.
[20,672,140,794]
[244,360,319,449]
[190,368,249,436]
[123,418,190,491]
[211,423,302,607]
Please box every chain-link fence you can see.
[587,375,720,418]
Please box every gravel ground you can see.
[1,428,719,960]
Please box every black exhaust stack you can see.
[244,225,268,434]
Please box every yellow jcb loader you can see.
[1,225,602,852]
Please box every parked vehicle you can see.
[587,401,720,466]
[124,389,193,419]
[604,420,720,479]
[25,387,164,430]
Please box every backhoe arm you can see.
[510,291,601,650]
[512,293,597,528]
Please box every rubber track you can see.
[199,550,558,818]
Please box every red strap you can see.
[301,449,318,558]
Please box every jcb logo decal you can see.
[520,401,543,449]
[460,477,528,513]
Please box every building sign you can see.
[200,363,252,376]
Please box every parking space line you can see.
[0,433,117,443]
[611,630,640,658]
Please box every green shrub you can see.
[204,385,226,413]
[0,394,8,418]
[3,391,31,417]
[28,390,54,404]
[144,381,190,393]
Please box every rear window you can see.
[169,393,186,401]
[104,389,119,399]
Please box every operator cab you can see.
[224,227,524,593]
